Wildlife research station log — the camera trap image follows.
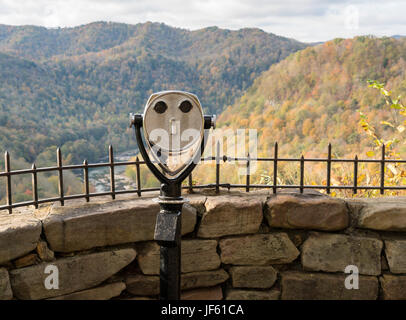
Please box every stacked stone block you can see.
[0,191,405,300]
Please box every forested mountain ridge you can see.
[0,21,155,60]
[0,21,307,166]
[218,36,406,159]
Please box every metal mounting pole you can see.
[154,182,184,300]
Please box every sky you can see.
[0,0,405,42]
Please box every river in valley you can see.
[88,150,139,193]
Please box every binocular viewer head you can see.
[132,90,215,181]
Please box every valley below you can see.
[1,22,406,202]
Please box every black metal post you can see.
[154,182,183,300]
[327,143,331,194]
[5,151,12,214]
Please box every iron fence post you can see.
[353,155,358,194]
[136,156,142,197]
[216,141,220,193]
[273,142,278,194]
[380,144,385,195]
[188,173,193,193]
[246,153,250,192]
[31,163,38,209]
[57,148,64,206]
[83,159,90,202]
[327,143,331,194]
[300,155,304,193]
[109,145,116,200]
[5,151,12,214]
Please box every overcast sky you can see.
[0,0,405,42]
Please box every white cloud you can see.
[0,0,405,42]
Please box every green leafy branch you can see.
[358,80,406,196]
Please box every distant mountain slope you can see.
[0,22,139,60]
[218,36,406,158]
[0,22,307,164]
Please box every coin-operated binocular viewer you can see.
[130,91,215,300]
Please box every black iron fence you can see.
[1,142,406,214]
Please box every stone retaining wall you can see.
[1,189,406,300]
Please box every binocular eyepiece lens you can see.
[154,101,168,114]
[179,100,193,113]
